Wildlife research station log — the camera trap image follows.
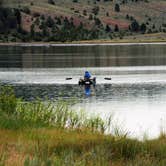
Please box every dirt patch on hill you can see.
[103,18,130,29]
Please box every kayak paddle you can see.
[66,77,112,80]
[66,78,72,80]
[104,77,112,80]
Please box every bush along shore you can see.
[1,86,166,166]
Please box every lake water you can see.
[1,43,166,139]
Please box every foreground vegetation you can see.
[1,86,166,166]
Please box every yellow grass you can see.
[1,128,166,166]
[0,128,111,165]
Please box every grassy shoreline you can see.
[0,38,166,46]
[1,127,166,166]
[1,86,166,165]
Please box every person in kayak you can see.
[84,71,91,80]
[79,71,96,87]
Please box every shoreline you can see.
[0,39,166,46]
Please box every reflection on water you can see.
[10,82,166,139]
[0,44,166,68]
[1,44,166,139]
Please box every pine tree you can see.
[105,24,111,32]
[114,24,119,32]
[115,4,120,12]
[131,20,139,31]
[140,23,146,33]
[30,24,35,37]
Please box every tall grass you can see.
[0,86,17,115]
[1,85,166,166]
[0,85,112,133]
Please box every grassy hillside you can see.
[0,0,166,42]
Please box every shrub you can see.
[46,16,55,28]
[94,17,101,26]
[89,14,93,20]
[114,24,119,32]
[130,20,140,32]
[48,0,55,5]
[0,86,17,115]
[105,24,111,32]
[140,23,146,33]
[92,6,100,15]
[21,6,31,14]
[83,9,87,16]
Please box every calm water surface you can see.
[1,44,166,139]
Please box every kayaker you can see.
[84,71,91,80]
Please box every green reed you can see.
[0,85,112,133]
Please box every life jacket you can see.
[84,71,91,79]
